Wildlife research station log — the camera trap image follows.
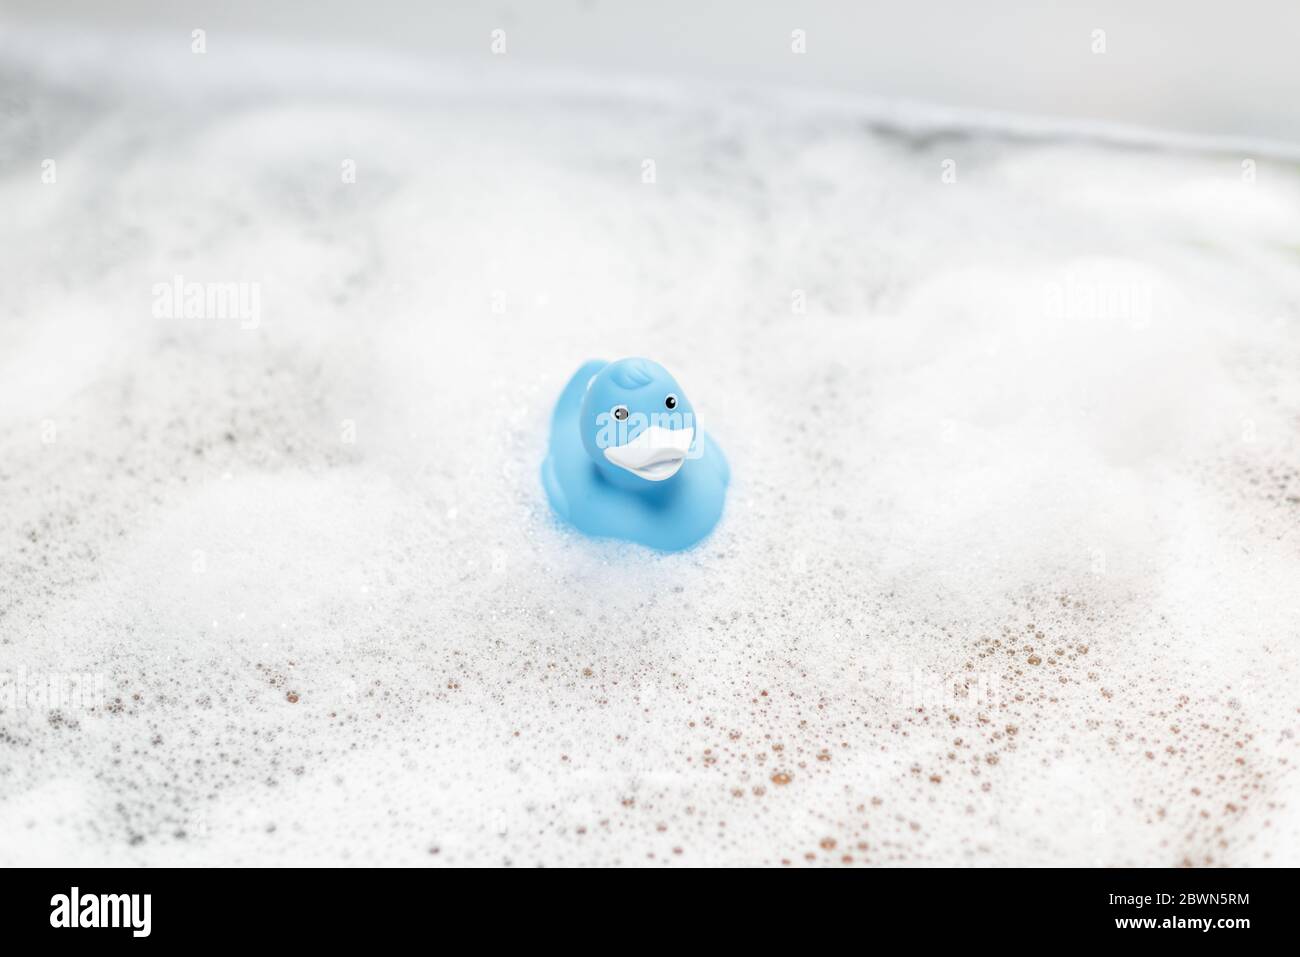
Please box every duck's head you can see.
[580,358,699,486]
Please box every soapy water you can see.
[1,30,1298,866]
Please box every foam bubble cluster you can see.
[1,30,1298,866]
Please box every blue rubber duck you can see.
[541,358,729,551]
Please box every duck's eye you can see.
[664,394,678,410]
[612,405,629,421]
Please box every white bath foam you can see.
[0,776,105,867]
[1,30,1298,867]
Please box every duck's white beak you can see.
[604,425,695,482]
